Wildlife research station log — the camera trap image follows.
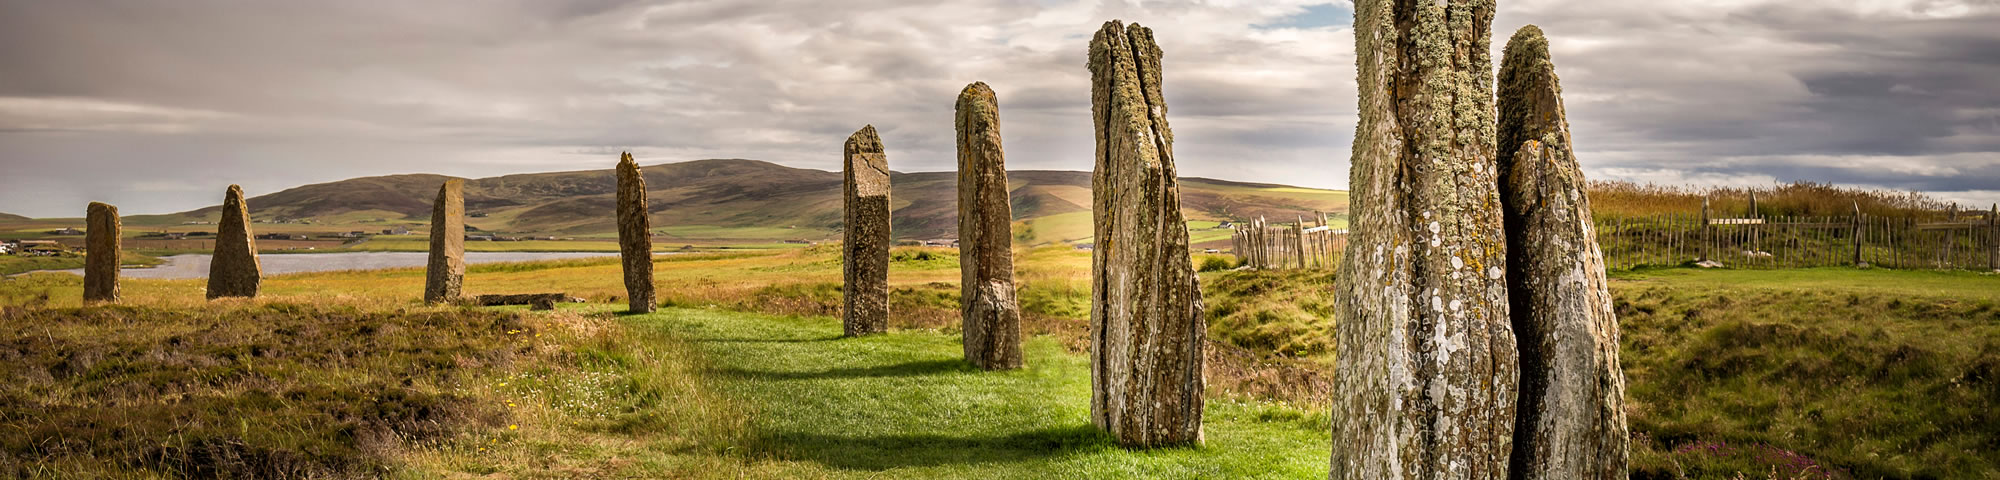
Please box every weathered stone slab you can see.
[1497,25,1629,480]
[206,185,261,299]
[1087,20,1205,448]
[1332,1,1518,478]
[424,179,466,304]
[617,152,656,313]
[955,81,1024,370]
[84,202,119,303]
[475,293,582,311]
[843,125,891,336]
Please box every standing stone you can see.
[1496,25,1629,480]
[843,125,891,336]
[1087,20,1205,448]
[424,179,466,304]
[955,81,1024,370]
[1332,1,1517,478]
[617,152,656,313]
[83,202,119,303]
[206,185,261,299]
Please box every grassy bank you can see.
[0,251,162,276]
[3,246,1997,477]
[0,302,531,476]
[0,300,746,478]
[1613,268,2000,478]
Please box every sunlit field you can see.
[3,246,1998,477]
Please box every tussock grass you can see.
[6,241,1997,478]
[0,302,529,477]
[1615,268,2000,478]
[1202,269,1337,360]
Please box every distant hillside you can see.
[133,159,1349,244]
[0,212,26,222]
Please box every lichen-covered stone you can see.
[843,125,891,336]
[84,202,119,303]
[1497,25,1629,480]
[424,179,466,304]
[206,185,261,299]
[617,152,656,313]
[1088,20,1205,448]
[1331,1,1517,478]
[955,81,1024,370]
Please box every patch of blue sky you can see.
[1255,3,1351,30]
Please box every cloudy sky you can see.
[1,0,1995,217]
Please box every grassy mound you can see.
[0,304,529,476]
[1615,269,2000,478]
[0,301,733,478]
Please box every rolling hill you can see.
[53,159,1351,245]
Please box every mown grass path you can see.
[633,308,1331,478]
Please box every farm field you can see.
[1,248,1996,477]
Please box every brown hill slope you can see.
[144,159,1345,242]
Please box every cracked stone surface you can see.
[1497,24,1630,480]
[843,125,891,336]
[1331,1,1518,478]
[617,152,656,313]
[956,81,1024,371]
[1088,20,1205,448]
[424,179,465,304]
[84,202,119,303]
[207,185,262,299]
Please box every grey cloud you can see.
[1493,1,2000,203]
[1,1,1996,217]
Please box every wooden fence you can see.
[1229,213,1347,270]
[1232,203,2000,272]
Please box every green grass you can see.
[0,252,163,276]
[1014,211,1094,246]
[632,308,1333,478]
[1613,267,2000,478]
[656,225,827,242]
[5,243,1998,478]
[0,303,531,476]
[1201,269,1338,362]
[1013,212,1244,247]
[339,236,624,252]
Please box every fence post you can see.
[1942,204,1959,269]
[1699,196,1711,263]
[1748,192,1761,255]
[1293,217,1307,269]
[1257,217,1269,269]
[1990,203,1998,272]
[1852,201,1864,267]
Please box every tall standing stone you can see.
[1332,1,1517,478]
[955,81,1024,370]
[424,179,466,304]
[1496,25,1628,480]
[83,202,120,303]
[206,185,261,299]
[1087,20,1205,448]
[843,125,891,336]
[617,152,656,313]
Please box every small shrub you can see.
[1198,255,1235,272]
